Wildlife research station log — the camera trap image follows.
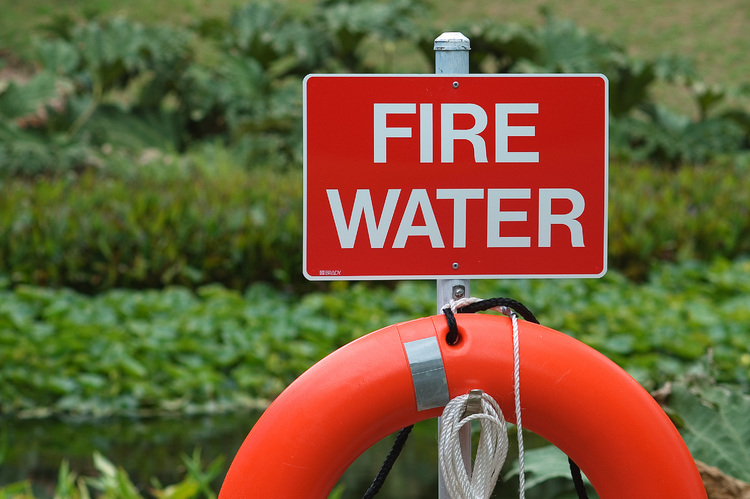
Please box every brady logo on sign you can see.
[304,74,608,280]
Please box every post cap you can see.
[434,32,470,51]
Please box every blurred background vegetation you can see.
[1,0,749,497]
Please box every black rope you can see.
[444,297,589,499]
[443,305,460,344]
[569,458,589,497]
[362,425,413,499]
[457,297,540,323]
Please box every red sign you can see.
[303,75,608,280]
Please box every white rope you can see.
[443,296,484,314]
[438,392,508,499]
[441,299,527,498]
[509,310,526,499]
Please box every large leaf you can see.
[668,381,750,482]
[83,104,184,151]
[0,70,58,120]
[503,445,596,497]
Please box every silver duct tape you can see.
[404,337,449,411]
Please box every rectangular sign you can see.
[303,74,608,280]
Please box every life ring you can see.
[219,314,706,498]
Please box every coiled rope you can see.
[444,298,527,497]
[439,391,509,499]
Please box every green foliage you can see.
[0,159,302,293]
[0,15,195,176]
[0,0,428,174]
[666,377,750,483]
[0,70,60,120]
[0,449,223,499]
[40,15,193,96]
[434,10,749,167]
[1,3,748,175]
[456,10,666,117]
[181,0,425,164]
[1,157,749,291]
[1,258,748,418]
[609,161,750,280]
[611,104,747,167]
[503,446,596,498]
[0,480,35,499]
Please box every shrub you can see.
[0,155,303,293]
[1,157,749,291]
[427,10,750,167]
[609,159,750,279]
[0,0,428,175]
[2,3,748,176]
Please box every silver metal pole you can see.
[434,31,471,499]
[434,32,470,74]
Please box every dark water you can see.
[1,412,255,497]
[0,411,444,498]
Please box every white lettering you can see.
[487,188,531,247]
[327,189,400,248]
[393,189,444,248]
[441,103,488,163]
[539,188,585,247]
[420,103,433,163]
[436,188,484,248]
[326,187,587,250]
[495,103,539,163]
[372,102,540,164]
[373,103,415,163]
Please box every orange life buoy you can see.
[219,314,706,498]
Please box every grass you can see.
[431,0,750,115]
[0,0,240,59]
[434,0,750,88]
[3,0,746,116]
[2,0,748,92]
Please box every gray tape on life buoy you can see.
[403,336,450,411]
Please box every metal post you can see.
[434,32,470,74]
[435,31,471,499]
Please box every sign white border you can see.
[303,73,609,281]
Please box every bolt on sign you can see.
[303,74,608,280]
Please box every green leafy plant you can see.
[0,0,429,174]
[0,159,303,292]
[503,446,596,498]
[421,9,749,167]
[2,156,750,291]
[1,258,749,419]
[665,377,750,483]
[3,3,748,175]
[0,450,223,499]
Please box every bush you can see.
[609,159,750,279]
[427,10,750,167]
[0,154,303,293]
[1,156,748,291]
[1,3,748,176]
[0,0,428,175]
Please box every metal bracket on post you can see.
[434,31,471,499]
[462,389,484,419]
[436,280,469,314]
